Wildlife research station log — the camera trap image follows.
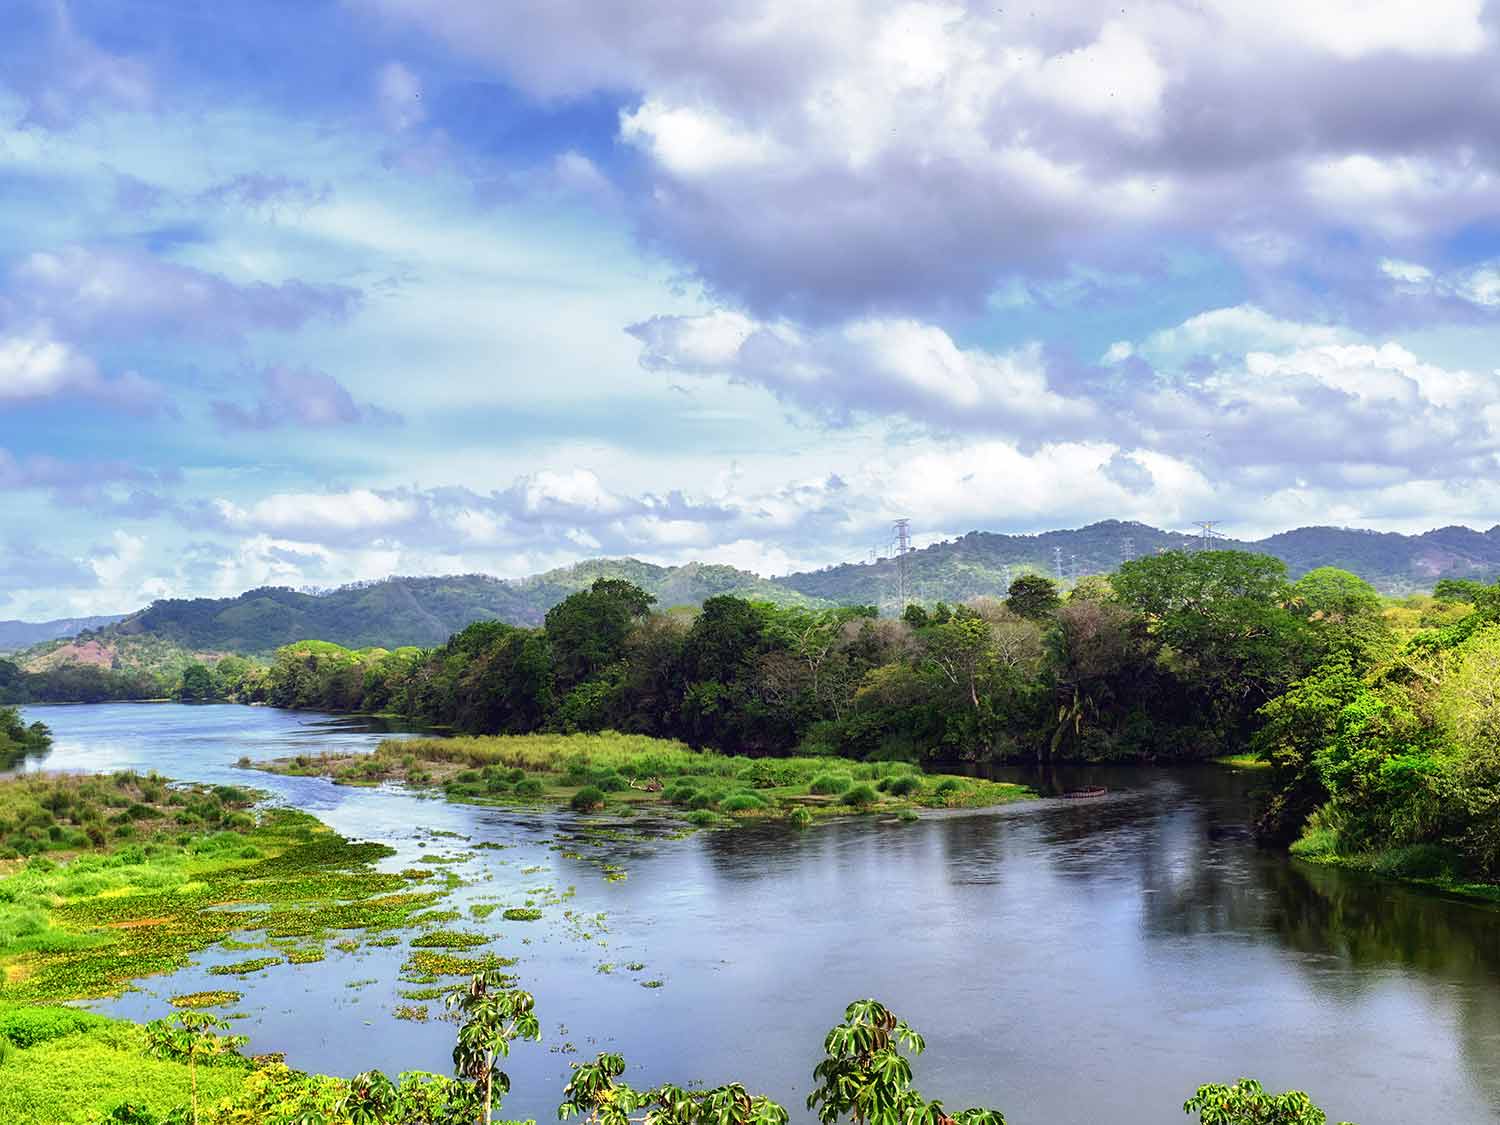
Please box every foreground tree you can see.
[1183,1078,1354,1125]
[142,1012,248,1125]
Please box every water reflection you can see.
[14,704,1500,1125]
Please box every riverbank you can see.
[249,730,1035,821]
[0,772,447,1005]
[1290,830,1500,905]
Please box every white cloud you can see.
[215,490,420,536]
[0,325,170,415]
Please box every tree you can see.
[1006,575,1060,620]
[808,1000,1007,1125]
[176,663,216,703]
[446,971,541,1124]
[545,579,656,694]
[143,1011,248,1125]
[1288,568,1393,668]
[1183,1078,1353,1125]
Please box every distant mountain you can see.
[17,520,1500,668]
[0,614,127,653]
[781,520,1500,604]
[780,519,1500,609]
[33,561,832,660]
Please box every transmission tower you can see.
[1070,553,1078,583]
[892,518,913,606]
[1053,546,1065,582]
[1001,564,1012,592]
[1193,520,1222,551]
[1122,536,1135,564]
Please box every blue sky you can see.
[5,0,1500,618]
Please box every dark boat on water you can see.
[1061,786,1108,799]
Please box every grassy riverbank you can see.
[0,1004,249,1124]
[252,731,1033,820]
[1289,829,1500,904]
[0,772,442,1005]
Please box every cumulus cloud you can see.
[0,326,173,416]
[10,246,358,340]
[0,541,97,589]
[210,366,399,432]
[629,311,1095,435]
[358,0,1500,316]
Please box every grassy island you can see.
[252,730,1033,821]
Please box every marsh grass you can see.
[0,777,449,1004]
[253,732,1032,822]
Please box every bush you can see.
[686,809,719,826]
[591,771,627,792]
[1373,843,1461,880]
[884,775,920,797]
[687,792,718,810]
[0,1005,110,1048]
[513,778,544,798]
[932,778,963,796]
[809,774,851,796]
[719,792,768,813]
[841,783,879,808]
[570,786,606,812]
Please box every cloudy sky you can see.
[4,0,1500,618]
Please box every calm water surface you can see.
[15,703,1500,1125]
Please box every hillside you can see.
[35,561,833,660]
[15,520,1500,670]
[781,520,1500,604]
[0,614,127,653]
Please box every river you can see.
[11,703,1500,1125]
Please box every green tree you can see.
[176,663,217,703]
[807,999,1007,1125]
[1183,1077,1353,1125]
[445,971,541,1124]
[1006,575,1060,620]
[545,579,656,694]
[143,1011,248,1125]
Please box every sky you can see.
[4,0,1500,619]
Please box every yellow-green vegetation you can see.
[1212,753,1270,770]
[169,990,241,1008]
[0,1004,248,1125]
[0,773,444,1004]
[254,731,1032,821]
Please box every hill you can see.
[0,614,127,653]
[16,520,1500,671]
[780,520,1500,604]
[31,561,832,661]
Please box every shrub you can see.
[788,807,813,829]
[591,771,627,792]
[718,792,768,814]
[841,783,879,808]
[884,775,920,797]
[513,778,544,798]
[685,810,719,826]
[809,774,851,796]
[570,786,606,813]
[686,792,718,810]
[1373,843,1461,880]
[932,778,963,796]
[0,1005,109,1048]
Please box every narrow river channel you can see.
[13,703,1500,1125]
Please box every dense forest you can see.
[131,549,1490,886]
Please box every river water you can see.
[12,703,1500,1125]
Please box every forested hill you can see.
[779,520,1500,603]
[16,520,1500,663]
[56,561,833,656]
[0,615,127,653]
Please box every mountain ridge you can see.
[11,520,1500,664]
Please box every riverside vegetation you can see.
[0,981,1357,1125]
[134,552,1499,893]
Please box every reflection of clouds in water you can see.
[25,704,1500,1125]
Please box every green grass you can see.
[0,1008,246,1124]
[0,780,447,1004]
[252,732,1034,822]
[1212,753,1270,770]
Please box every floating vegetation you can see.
[335,938,360,953]
[401,950,517,978]
[595,962,615,974]
[285,947,326,964]
[398,985,452,1000]
[208,956,282,976]
[0,795,455,1004]
[345,978,377,989]
[640,979,664,989]
[168,990,241,1008]
[400,868,434,879]
[393,1004,429,1022]
[502,908,542,922]
[625,962,646,972]
[409,930,491,949]
[410,909,461,926]
[469,903,500,920]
